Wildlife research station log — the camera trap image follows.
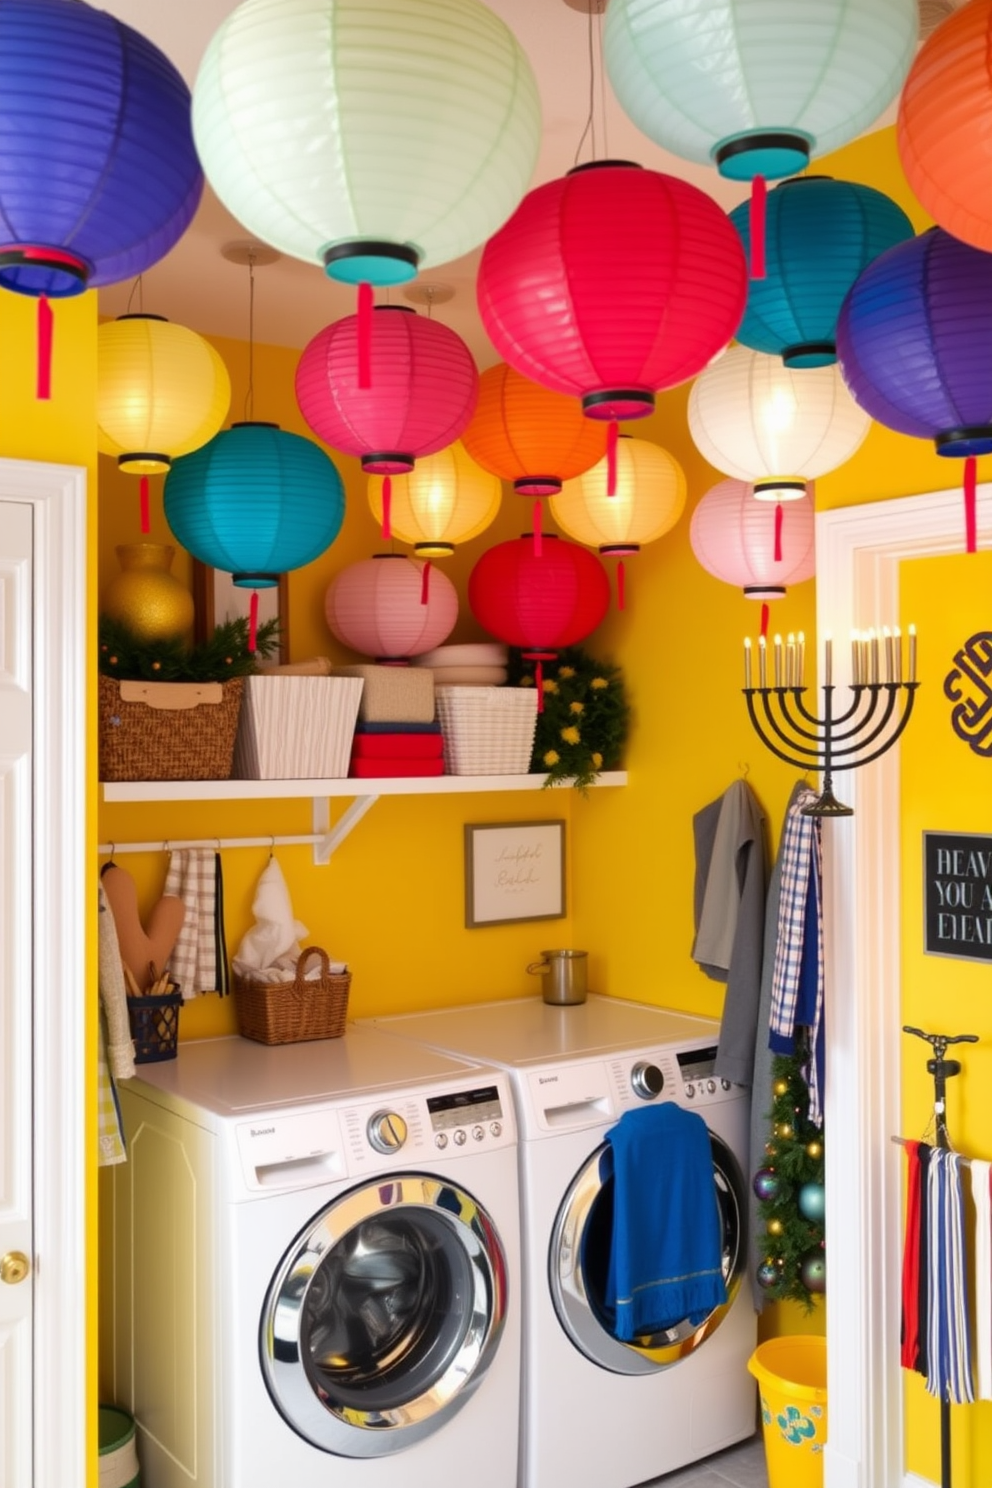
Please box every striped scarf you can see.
[926,1148,974,1405]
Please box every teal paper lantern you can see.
[164,422,345,586]
[730,177,915,367]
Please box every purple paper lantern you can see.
[837,228,992,550]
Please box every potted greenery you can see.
[508,645,630,790]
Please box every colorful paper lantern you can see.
[729,178,915,367]
[367,442,501,558]
[837,227,992,551]
[325,554,458,660]
[295,306,479,475]
[98,315,231,532]
[164,422,345,644]
[192,0,541,289]
[476,161,747,423]
[688,346,870,500]
[603,0,917,184]
[689,477,815,634]
[462,364,608,496]
[897,0,992,253]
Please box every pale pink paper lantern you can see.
[324,553,458,660]
[689,478,815,618]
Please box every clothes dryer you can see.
[106,1028,520,1488]
[364,996,756,1488]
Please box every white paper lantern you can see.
[192,0,541,286]
[325,554,458,659]
[690,478,815,600]
[687,345,870,497]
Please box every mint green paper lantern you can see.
[604,0,918,182]
[192,0,541,287]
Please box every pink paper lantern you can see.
[689,477,815,602]
[296,306,478,474]
[324,553,458,660]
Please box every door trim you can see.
[1,459,88,1487]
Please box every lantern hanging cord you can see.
[572,6,599,167]
[244,250,256,423]
[126,274,144,314]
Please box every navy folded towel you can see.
[603,1103,727,1341]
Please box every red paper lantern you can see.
[468,535,610,698]
[295,305,478,474]
[476,161,747,422]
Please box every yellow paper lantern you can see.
[550,435,686,553]
[368,441,502,557]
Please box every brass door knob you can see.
[0,1251,30,1285]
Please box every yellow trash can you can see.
[748,1335,827,1488]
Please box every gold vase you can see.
[102,543,195,643]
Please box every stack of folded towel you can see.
[349,720,445,778]
[411,642,509,686]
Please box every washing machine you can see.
[106,1027,521,1488]
[363,995,756,1488]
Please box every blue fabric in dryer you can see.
[603,1103,727,1341]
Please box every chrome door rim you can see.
[549,1132,745,1376]
[261,1173,508,1457]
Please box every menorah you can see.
[742,626,920,816]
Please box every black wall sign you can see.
[924,831,992,964]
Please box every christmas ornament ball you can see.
[807,1139,823,1160]
[776,1122,794,1141]
[798,1181,826,1223]
[767,1217,784,1236]
[757,1261,779,1290]
[800,1251,826,1294]
[773,1078,790,1096]
[753,1166,781,1202]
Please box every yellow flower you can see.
[543,749,560,766]
[557,666,576,679]
[590,676,609,690]
[591,752,603,769]
[542,678,559,694]
[519,675,535,687]
[569,700,584,714]
[560,725,581,745]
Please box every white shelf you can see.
[101,771,627,803]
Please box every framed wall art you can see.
[464,819,566,928]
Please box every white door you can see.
[0,461,87,1488]
[0,501,34,1487]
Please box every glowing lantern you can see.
[728,178,914,367]
[367,442,501,558]
[192,0,540,290]
[898,0,992,253]
[688,346,870,500]
[0,0,203,398]
[295,306,479,489]
[164,422,345,646]
[325,554,458,661]
[468,535,610,700]
[550,436,686,608]
[837,227,992,552]
[98,315,231,532]
[477,162,747,424]
[689,477,815,635]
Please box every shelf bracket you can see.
[311,794,380,864]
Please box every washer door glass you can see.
[262,1174,508,1457]
[550,1132,745,1376]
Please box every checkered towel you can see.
[768,786,824,1124]
[97,881,130,1165]
[165,850,229,999]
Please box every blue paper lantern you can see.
[730,177,915,368]
[164,423,346,587]
[0,0,202,300]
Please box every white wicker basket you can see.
[234,675,364,779]
[435,685,538,775]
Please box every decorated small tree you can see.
[753,1048,825,1308]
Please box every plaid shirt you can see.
[769,786,824,1123]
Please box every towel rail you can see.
[98,834,324,856]
[890,1135,974,1165]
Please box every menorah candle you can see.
[758,634,767,687]
[883,626,894,682]
[773,633,783,687]
[893,626,902,683]
[851,631,860,685]
[786,633,796,688]
[869,628,880,685]
[824,634,832,686]
[797,631,805,688]
[744,636,752,689]
[908,624,917,683]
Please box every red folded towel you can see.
[351,732,444,760]
[349,757,446,778]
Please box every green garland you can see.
[755,1050,826,1310]
[507,645,630,790]
[99,613,280,682]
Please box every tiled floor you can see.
[645,1433,770,1487]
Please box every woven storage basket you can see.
[99,674,244,782]
[234,946,351,1045]
[435,685,539,775]
[333,664,435,723]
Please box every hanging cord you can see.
[572,3,607,166]
[125,274,144,314]
[243,249,256,423]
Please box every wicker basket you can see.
[234,946,351,1045]
[99,674,244,782]
[435,685,539,775]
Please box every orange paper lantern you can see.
[897,0,992,252]
[462,363,607,497]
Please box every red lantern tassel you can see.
[248,590,259,653]
[606,420,619,497]
[420,559,431,606]
[535,658,544,712]
[617,558,626,612]
[964,455,978,553]
[760,602,770,639]
[749,175,767,281]
[382,475,392,541]
[139,475,150,535]
[36,295,53,400]
[774,501,783,562]
[357,281,373,389]
[533,499,543,557]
